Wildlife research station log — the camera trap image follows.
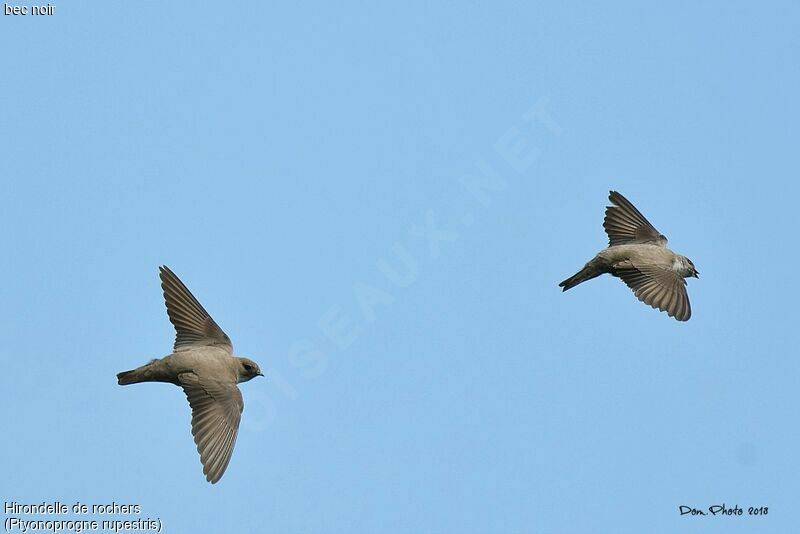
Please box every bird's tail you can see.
[559,259,606,291]
[117,359,163,385]
[117,367,147,386]
[116,369,143,385]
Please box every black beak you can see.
[257,371,264,377]
[694,271,699,279]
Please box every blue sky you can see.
[2,2,798,533]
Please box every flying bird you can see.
[559,191,698,321]
[117,266,263,483]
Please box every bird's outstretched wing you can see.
[179,372,244,484]
[616,264,691,321]
[603,191,667,247]
[160,266,233,352]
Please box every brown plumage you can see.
[559,191,698,321]
[117,266,263,483]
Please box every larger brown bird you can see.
[117,266,263,483]
[559,191,699,321]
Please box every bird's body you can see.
[560,191,698,321]
[117,347,246,386]
[117,266,263,483]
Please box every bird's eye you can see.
[244,364,252,371]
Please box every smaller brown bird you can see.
[117,266,263,483]
[559,191,699,321]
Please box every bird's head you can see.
[236,357,264,382]
[675,255,699,279]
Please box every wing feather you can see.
[603,191,668,247]
[616,264,691,321]
[160,266,233,352]
[179,372,244,484]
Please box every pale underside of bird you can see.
[117,266,263,483]
[559,191,699,321]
